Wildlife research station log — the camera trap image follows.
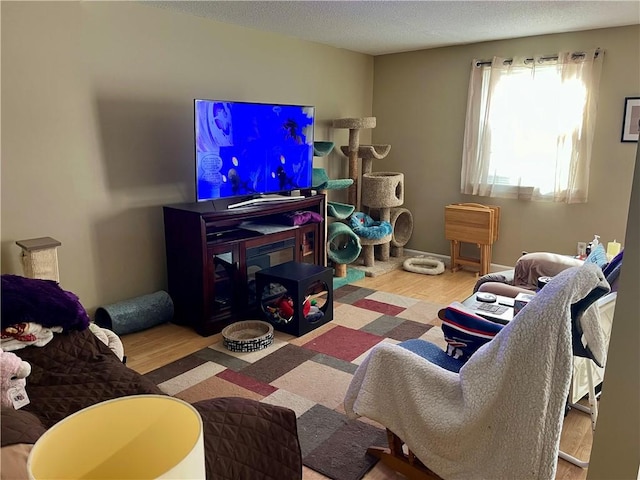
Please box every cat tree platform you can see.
[339,144,392,174]
[312,168,353,191]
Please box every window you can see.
[461,50,603,203]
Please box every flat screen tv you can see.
[195,99,315,202]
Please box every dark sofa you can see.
[1,326,302,479]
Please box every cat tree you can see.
[310,141,361,278]
[332,117,413,268]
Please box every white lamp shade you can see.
[27,395,205,479]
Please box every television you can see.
[194,99,315,203]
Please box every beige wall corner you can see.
[588,145,640,479]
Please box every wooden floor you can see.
[122,268,592,480]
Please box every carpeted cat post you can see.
[332,117,378,209]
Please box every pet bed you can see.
[349,212,392,239]
[403,257,445,275]
[222,320,273,353]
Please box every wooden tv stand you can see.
[163,194,326,336]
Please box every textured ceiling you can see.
[146,1,640,56]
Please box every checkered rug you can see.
[145,285,446,480]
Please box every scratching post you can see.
[332,117,377,209]
[334,263,347,278]
[359,235,393,267]
[16,237,62,282]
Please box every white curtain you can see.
[461,49,603,203]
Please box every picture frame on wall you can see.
[621,96,640,142]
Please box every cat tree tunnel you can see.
[389,207,414,257]
[327,222,362,277]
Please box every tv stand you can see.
[163,194,326,336]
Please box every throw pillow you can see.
[1,275,90,331]
[584,244,607,268]
[438,302,504,361]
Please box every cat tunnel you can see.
[327,222,362,276]
[95,290,174,336]
[389,207,414,257]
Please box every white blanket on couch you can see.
[344,264,608,480]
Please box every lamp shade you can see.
[27,395,205,479]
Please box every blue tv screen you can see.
[195,99,315,202]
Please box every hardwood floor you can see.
[121,268,591,480]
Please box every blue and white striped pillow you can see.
[439,302,504,361]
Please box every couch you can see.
[472,250,623,403]
[473,250,623,296]
[0,275,302,480]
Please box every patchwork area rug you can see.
[145,285,446,480]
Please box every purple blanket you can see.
[1,275,89,331]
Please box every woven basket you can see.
[222,320,274,353]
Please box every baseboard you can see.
[403,249,514,273]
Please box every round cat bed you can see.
[327,222,362,265]
[361,172,404,209]
[222,320,274,353]
[95,290,174,336]
[349,212,393,239]
[403,257,445,275]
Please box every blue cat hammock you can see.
[327,201,355,219]
[312,168,354,191]
[313,141,335,157]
